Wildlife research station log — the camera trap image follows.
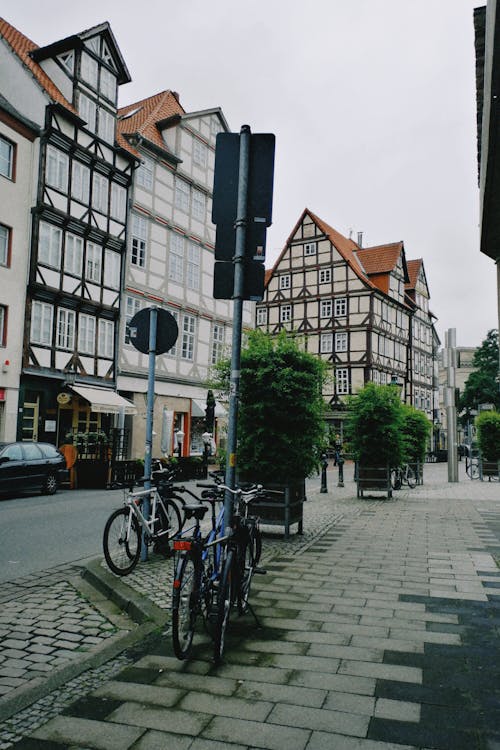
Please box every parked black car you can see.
[0,442,68,496]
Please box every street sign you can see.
[215,219,267,262]
[213,261,265,301]
[128,307,178,355]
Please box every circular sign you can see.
[57,392,71,405]
[129,307,179,355]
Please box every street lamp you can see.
[202,431,212,479]
[176,430,184,458]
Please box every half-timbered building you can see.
[0,18,137,445]
[256,209,438,435]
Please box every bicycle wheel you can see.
[406,466,417,489]
[390,469,402,490]
[467,461,480,480]
[157,498,183,539]
[103,508,141,576]
[172,553,199,660]
[239,528,258,615]
[161,494,187,533]
[214,548,235,665]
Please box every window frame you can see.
[304,241,317,256]
[280,304,292,323]
[124,296,141,345]
[56,308,76,350]
[186,242,200,290]
[0,305,6,347]
[320,332,333,353]
[319,268,331,284]
[181,314,196,361]
[104,249,121,289]
[64,232,83,276]
[136,157,154,190]
[0,223,11,267]
[45,145,69,192]
[211,323,225,365]
[336,368,349,395]
[334,297,347,317]
[279,274,291,290]
[256,307,267,326]
[335,331,348,353]
[78,313,96,355]
[30,301,53,346]
[38,221,62,268]
[98,318,114,358]
[71,161,90,203]
[92,172,108,214]
[320,299,332,319]
[174,178,190,213]
[0,135,14,180]
[86,242,102,284]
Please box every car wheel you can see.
[43,472,58,495]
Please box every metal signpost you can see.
[444,328,459,483]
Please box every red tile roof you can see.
[118,91,185,153]
[356,242,403,275]
[406,258,423,289]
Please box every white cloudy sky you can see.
[3,0,496,347]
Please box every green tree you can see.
[460,329,499,411]
[400,404,432,463]
[345,383,405,467]
[475,411,500,461]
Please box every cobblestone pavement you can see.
[0,460,499,749]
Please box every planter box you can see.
[356,465,392,499]
[248,480,306,539]
[481,459,500,481]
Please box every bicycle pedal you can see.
[254,567,267,575]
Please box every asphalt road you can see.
[0,486,125,583]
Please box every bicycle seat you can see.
[184,504,209,520]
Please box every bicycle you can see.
[103,464,187,576]
[390,463,417,490]
[465,456,480,479]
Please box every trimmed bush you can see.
[345,383,404,467]
[476,411,500,461]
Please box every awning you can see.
[70,385,137,415]
[191,399,227,418]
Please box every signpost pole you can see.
[141,305,158,561]
[224,125,251,532]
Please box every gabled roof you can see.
[406,258,423,290]
[0,17,76,114]
[356,242,403,275]
[118,90,185,156]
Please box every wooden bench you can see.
[249,480,305,539]
[356,466,392,499]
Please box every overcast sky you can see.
[3,0,496,347]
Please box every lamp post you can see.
[176,430,184,459]
[202,431,212,479]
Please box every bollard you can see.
[320,453,328,493]
[337,454,345,487]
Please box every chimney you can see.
[357,231,363,247]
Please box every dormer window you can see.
[81,52,98,88]
[59,51,74,74]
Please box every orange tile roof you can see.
[118,91,185,152]
[406,258,423,289]
[356,242,404,275]
[0,17,76,114]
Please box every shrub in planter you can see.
[476,411,500,462]
[345,383,405,468]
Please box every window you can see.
[0,224,10,266]
[39,222,62,268]
[187,242,200,290]
[64,233,83,276]
[256,307,267,326]
[0,136,14,179]
[104,249,120,289]
[169,233,184,283]
[78,313,95,354]
[320,299,332,318]
[78,93,97,131]
[280,305,292,323]
[336,368,349,395]
[110,183,126,221]
[279,275,291,290]
[56,308,75,350]
[92,172,108,213]
[174,178,190,213]
[131,214,147,268]
[137,157,153,190]
[193,139,208,168]
[167,309,179,356]
[319,268,331,284]
[181,314,195,360]
[81,52,98,88]
[192,189,206,221]
[30,301,53,345]
[320,333,333,353]
[211,324,225,364]
[334,297,347,317]
[59,50,74,73]
[100,67,116,103]
[0,305,6,346]
[125,296,141,344]
[72,161,90,203]
[98,319,114,358]
[304,242,317,256]
[45,146,69,192]
[86,242,101,283]
[335,332,348,352]
[98,108,115,144]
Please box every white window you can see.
[336,368,349,395]
[320,299,332,318]
[304,242,317,256]
[334,298,347,317]
[280,305,292,323]
[0,305,5,347]
[39,222,62,268]
[98,319,114,358]
[279,275,291,290]
[125,296,141,344]
[81,52,98,88]
[137,157,153,190]
[98,108,115,144]
[373,370,380,384]
[79,93,97,131]
[320,333,333,353]
[64,233,83,276]
[78,313,95,354]
[187,242,200,290]
[131,214,147,268]
[193,139,208,168]
[72,161,90,203]
[256,307,267,326]
[104,249,120,289]
[110,183,126,221]
[45,146,69,192]
[31,301,53,345]
[167,309,179,356]
[92,172,108,213]
[211,323,225,364]
[0,136,14,179]
[169,233,184,283]
[181,314,195,360]
[335,332,348,352]
[56,308,75,350]
[0,224,10,266]
[319,268,331,284]
[100,67,116,103]
[86,242,101,283]
[174,178,190,213]
[192,189,206,221]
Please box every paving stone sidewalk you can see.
[2,462,500,749]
